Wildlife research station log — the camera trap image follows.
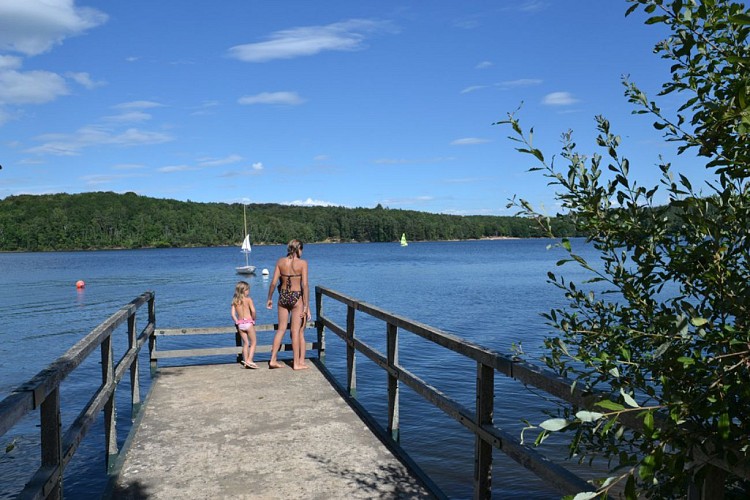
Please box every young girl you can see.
[231,281,258,369]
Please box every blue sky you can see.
[0,0,709,216]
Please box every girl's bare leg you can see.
[269,306,289,368]
[247,327,257,363]
[239,330,250,364]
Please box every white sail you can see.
[400,233,408,246]
[236,204,256,274]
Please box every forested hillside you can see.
[0,192,580,251]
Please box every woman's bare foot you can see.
[292,364,309,370]
[268,362,284,369]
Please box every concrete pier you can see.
[109,360,434,499]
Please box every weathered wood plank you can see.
[0,391,34,438]
[152,342,318,360]
[156,321,316,336]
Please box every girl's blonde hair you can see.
[232,281,249,306]
[287,239,304,258]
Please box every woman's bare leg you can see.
[290,301,308,370]
[269,306,289,368]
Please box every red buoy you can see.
[76,280,85,289]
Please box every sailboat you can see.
[236,204,256,275]
[400,233,408,247]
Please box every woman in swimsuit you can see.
[266,239,311,370]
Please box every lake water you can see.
[0,239,601,499]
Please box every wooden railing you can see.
[0,292,155,500]
[314,285,750,499]
[150,321,320,369]
[314,285,595,499]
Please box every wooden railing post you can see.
[128,312,142,417]
[346,304,357,398]
[474,362,494,499]
[386,322,400,442]
[688,465,725,500]
[149,294,157,375]
[316,287,325,363]
[40,387,62,500]
[101,334,118,471]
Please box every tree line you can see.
[0,191,582,252]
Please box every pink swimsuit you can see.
[237,318,255,331]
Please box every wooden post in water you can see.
[101,334,118,471]
[39,387,62,499]
[387,322,400,442]
[474,362,494,499]
[315,288,325,362]
[128,313,141,417]
[346,304,357,398]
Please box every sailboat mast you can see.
[243,203,248,237]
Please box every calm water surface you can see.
[0,239,600,499]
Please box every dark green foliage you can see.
[500,0,750,498]
[0,191,580,251]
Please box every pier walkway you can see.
[108,361,433,499]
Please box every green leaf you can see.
[730,13,750,25]
[644,411,654,433]
[561,238,572,251]
[719,413,730,440]
[572,492,600,500]
[677,356,695,366]
[690,317,708,327]
[576,410,605,422]
[620,388,639,408]
[595,400,625,412]
[539,418,570,432]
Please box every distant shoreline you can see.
[0,236,545,253]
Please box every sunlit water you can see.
[0,239,603,499]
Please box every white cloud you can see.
[0,66,68,105]
[115,100,163,110]
[287,198,339,207]
[518,1,549,12]
[197,154,243,167]
[496,78,542,89]
[475,61,493,69]
[103,111,151,123]
[81,172,144,186]
[0,108,13,126]
[450,138,491,146]
[158,165,195,173]
[238,91,304,106]
[65,71,105,89]
[252,162,263,170]
[0,0,108,56]
[26,126,173,156]
[0,55,22,71]
[227,19,394,62]
[460,85,487,94]
[542,91,579,106]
